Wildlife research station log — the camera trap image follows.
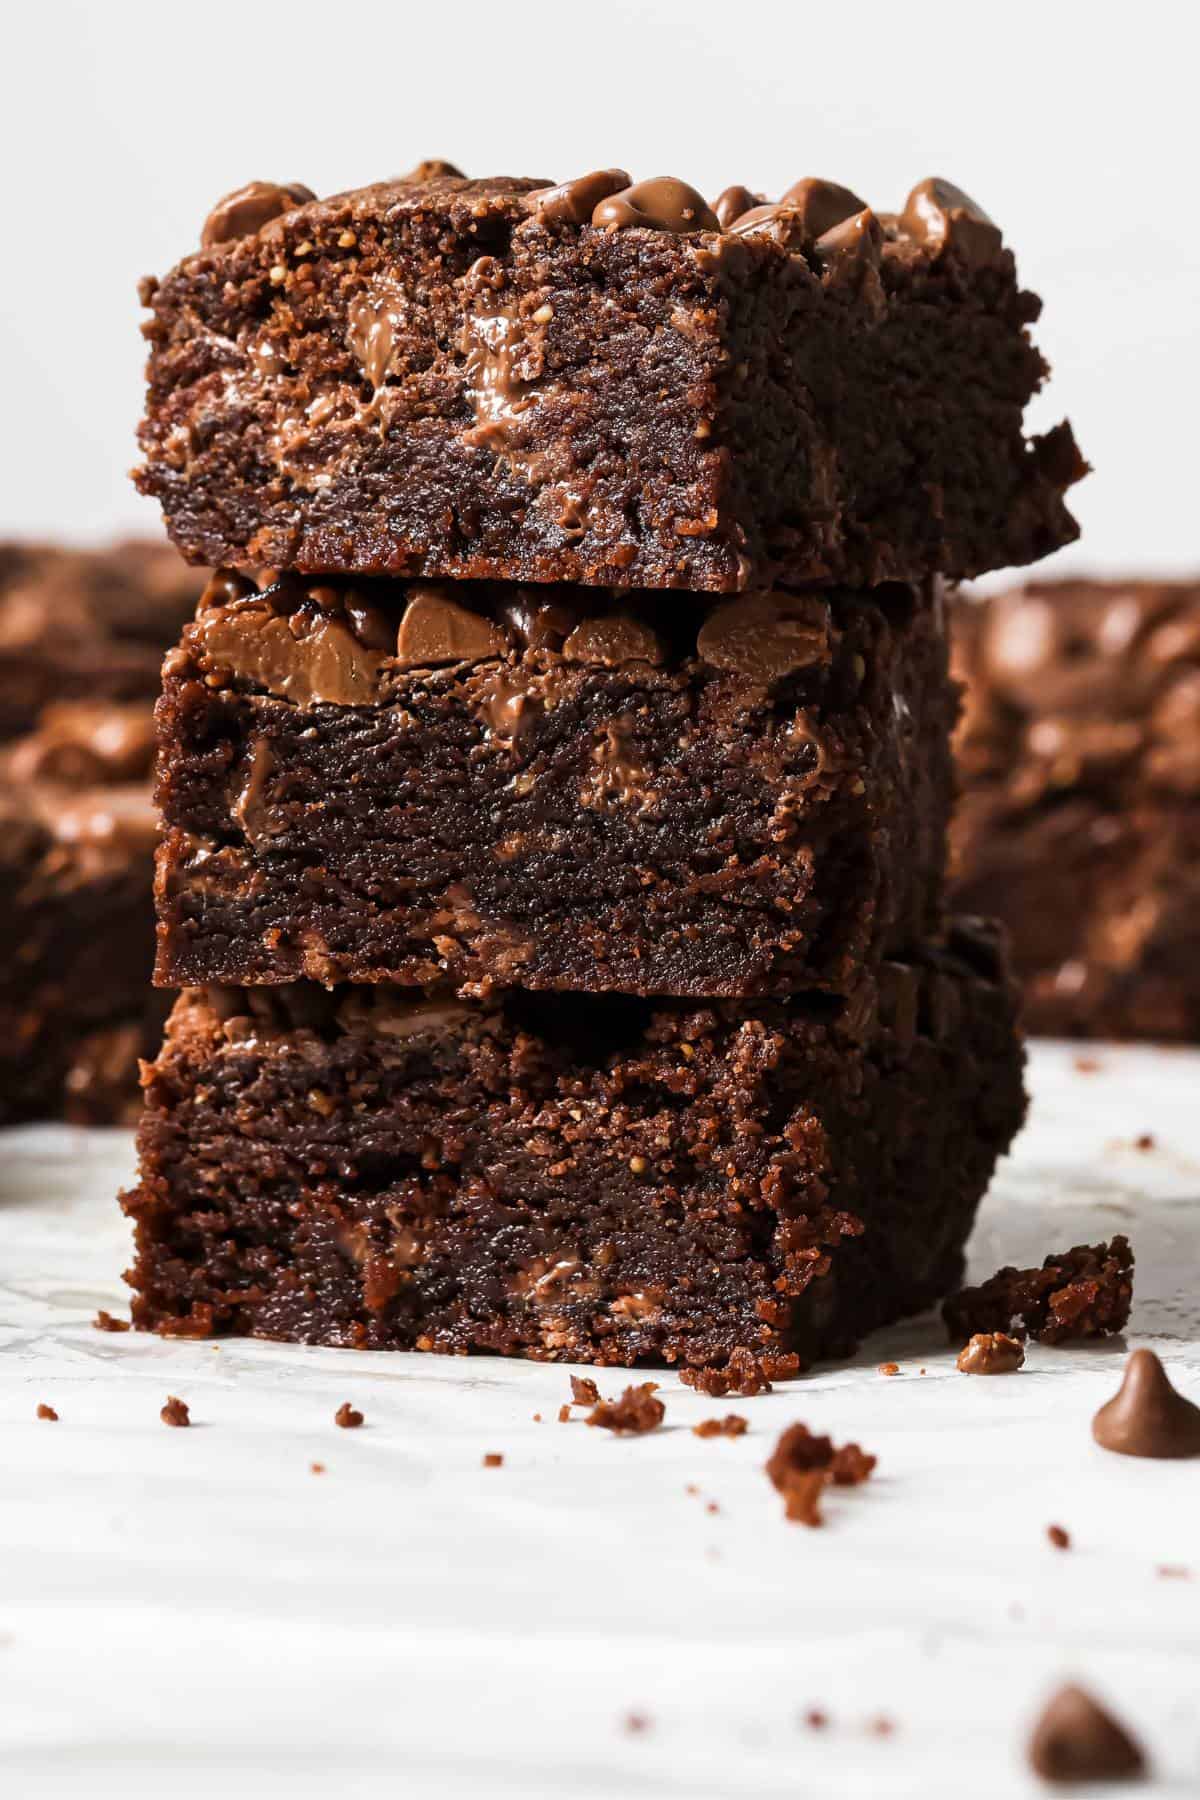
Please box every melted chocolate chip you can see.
[394,587,506,669]
[524,169,632,225]
[196,598,387,705]
[712,185,761,230]
[200,180,315,249]
[592,177,720,234]
[1028,1685,1146,1784]
[900,177,1003,270]
[1092,1348,1200,1459]
[728,204,808,252]
[815,207,883,273]
[561,615,665,668]
[697,594,831,683]
[779,177,868,240]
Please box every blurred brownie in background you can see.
[0,541,199,1122]
[0,539,202,739]
[950,577,1200,1040]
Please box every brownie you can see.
[122,919,1026,1372]
[153,571,955,998]
[135,170,1083,594]
[0,702,166,1125]
[0,539,203,740]
[951,577,1200,1040]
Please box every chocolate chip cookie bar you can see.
[136,170,1084,594]
[153,571,955,998]
[0,539,202,740]
[951,577,1200,1040]
[0,702,166,1124]
[122,919,1026,1373]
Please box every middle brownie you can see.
[155,572,954,999]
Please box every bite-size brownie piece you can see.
[0,702,166,1125]
[154,571,955,998]
[0,539,203,740]
[122,919,1026,1372]
[135,169,1083,594]
[951,577,1200,1040]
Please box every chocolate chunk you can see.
[815,207,883,273]
[197,600,388,706]
[779,177,868,239]
[592,177,720,234]
[900,177,1003,270]
[956,1330,1025,1374]
[200,180,315,249]
[713,185,761,230]
[1092,1349,1200,1459]
[697,593,831,682]
[496,589,583,653]
[524,169,632,225]
[727,204,808,252]
[394,587,506,669]
[1028,1685,1146,1784]
[402,159,464,182]
[561,614,665,668]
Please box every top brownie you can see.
[135,168,1084,593]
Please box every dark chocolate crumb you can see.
[93,1310,131,1333]
[482,1452,504,1468]
[1047,1523,1071,1550]
[36,1403,58,1422]
[944,1237,1133,1346]
[693,1414,748,1439]
[334,1402,364,1429]
[160,1395,190,1428]
[586,1382,664,1435]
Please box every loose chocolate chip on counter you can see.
[524,169,631,225]
[160,1396,191,1428]
[957,1331,1026,1375]
[561,614,666,668]
[713,184,761,230]
[201,180,316,249]
[1092,1348,1200,1459]
[394,587,507,670]
[1028,1685,1146,1784]
[334,1403,364,1429]
[592,177,720,234]
[778,177,868,240]
[900,176,1004,270]
[697,593,831,683]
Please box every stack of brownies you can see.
[121,166,1084,1382]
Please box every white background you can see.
[3,0,1197,578]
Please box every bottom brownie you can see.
[123,919,1025,1373]
[0,702,164,1125]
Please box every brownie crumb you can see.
[1157,1564,1190,1579]
[624,1712,651,1735]
[680,1346,799,1397]
[957,1331,1026,1375]
[1047,1523,1071,1550]
[1074,1056,1102,1075]
[310,1461,325,1474]
[1134,1133,1155,1151]
[532,1412,542,1422]
[557,1403,572,1423]
[93,1309,130,1333]
[803,1708,829,1731]
[693,1414,748,1439]
[160,1395,190,1428]
[705,1500,721,1515]
[868,1716,896,1738]
[36,1403,58,1422]
[569,1374,600,1407]
[766,1423,876,1526]
[878,1362,900,1377]
[943,1237,1133,1346]
[586,1383,665,1435]
[482,1452,504,1468]
[334,1402,364,1429]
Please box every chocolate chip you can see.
[900,177,1004,270]
[197,599,388,706]
[1092,1348,1200,1459]
[956,1331,1025,1375]
[342,593,395,653]
[815,207,883,273]
[394,587,506,669]
[402,159,464,182]
[592,177,720,234]
[712,185,761,230]
[1027,1685,1146,1784]
[779,177,868,239]
[496,590,583,653]
[727,204,808,252]
[697,594,831,683]
[524,169,632,225]
[200,180,315,249]
[561,615,665,668]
